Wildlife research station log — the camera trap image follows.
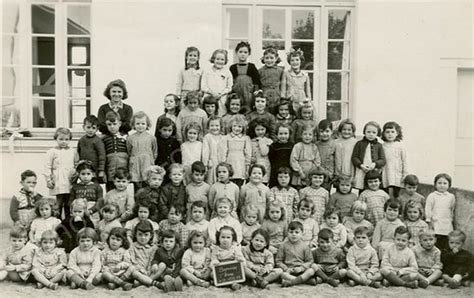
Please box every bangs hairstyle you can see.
[83,114,99,126]
[77,227,98,242]
[335,175,353,193]
[382,121,403,141]
[108,227,130,249]
[266,200,286,221]
[276,166,292,176]
[114,167,131,180]
[76,160,96,173]
[434,173,452,188]
[168,163,185,175]
[156,117,177,137]
[41,230,60,243]
[105,110,121,123]
[216,225,237,245]
[190,200,207,213]
[227,114,248,134]
[394,226,411,239]
[296,104,314,119]
[251,90,266,111]
[250,229,270,250]
[103,79,128,100]
[318,119,333,131]
[131,111,152,129]
[275,99,291,116]
[364,170,382,187]
[100,203,119,218]
[350,200,367,214]
[163,93,181,116]
[354,226,372,237]
[54,127,72,140]
[318,228,334,241]
[403,200,424,221]
[10,226,28,239]
[235,41,251,54]
[191,161,206,174]
[242,204,261,222]
[70,199,88,213]
[184,90,202,106]
[384,199,401,213]
[20,169,37,181]
[298,198,315,213]
[215,197,234,212]
[215,162,234,178]
[144,165,166,181]
[207,115,222,131]
[248,117,271,139]
[35,198,55,217]
[363,121,382,137]
[323,206,342,222]
[418,229,436,240]
[133,220,154,244]
[286,48,305,64]
[288,221,303,232]
[308,166,328,180]
[260,47,281,64]
[187,230,207,248]
[185,46,200,70]
[209,49,228,65]
[160,229,180,245]
[249,163,266,177]
[403,174,419,186]
[132,200,156,218]
[168,203,184,216]
[202,95,219,116]
[225,93,243,113]
[448,230,466,243]
[337,119,356,136]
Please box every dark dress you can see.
[97,103,133,134]
[230,63,261,114]
[268,142,295,187]
[56,216,95,253]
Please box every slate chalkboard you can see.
[212,261,246,286]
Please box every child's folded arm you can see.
[369,250,380,274]
[346,249,362,275]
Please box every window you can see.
[2,0,91,131]
[223,1,354,121]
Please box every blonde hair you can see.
[227,114,247,134]
[350,201,367,214]
[131,111,152,129]
[242,204,261,223]
[144,165,166,181]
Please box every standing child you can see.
[270,167,299,223]
[31,230,67,290]
[358,170,390,227]
[208,198,243,245]
[96,203,122,249]
[127,111,158,190]
[413,230,443,287]
[441,230,472,289]
[186,161,210,219]
[158,205,189,249]
[44,127,78,218]
[245,93,277,139]
[404,201,428,247]
[176,91,208,143]
[78,115,106,182]
[202,95,218,118]
[128,221,158,287]
[186,201,209,233]
[241,204,261,246]
[210,226,246,290]
[243,229,283,288]
[221,94,243,134]
[208,162,240,219]
[320,207,347,249]
[259,47,284,112]
[230,41,261,113]
[249,118,273,184]
[0,227,35,283]
[294,199,319,249]
[268,125,295,188]
[222,114,252,187]
[176,46,202,102]
[201,49,233,116]
[240,164,272,222]
[29,199,61,246]
[202,115,226,184]
[155,93,180,126]
[298,167,329,224]
[290,125,321,187]
[329,176,358,219]
[134,165,165,222]
[351,121,386,191]
[158,164,188,222]
[101,168,134,223]
[371,199,405,258]
[10,170,43,229]
[291,104,317,144]
[343,201,374,247]
[66,228,101,290]
[261,200,288,254]
[124,200,159,245]
[334,119,357,182]
[425,173,455,252]
[317,119,336,191]
[181,122,203,184]
[274,100,295,126]
[398,174,425,216]
[180,231,211,288]
[382,121,408,198]
[154,117,182,172]
[281,49,311,114]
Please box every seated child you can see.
[269,166,299,223]
[210,226,246,291]
[441,230,472,289]
[0,227,35,283]
[129,220,158,287]
[158,204,189,249]
[208,197,243,245]
[343,201,374,246]
[150,230,184,292]
[243,229,283,289]
[404,201,428,247]
[311,228,347,287]
[276,221,315,287]
[294,199,319,250]
[124,200,160,245]
[29,198,61,246]
[134,165,165,222]
[380,226,428,288]
[239,164,272,222]
[328,176,357,219]
[185,161,210,220]
[66,227,101,290]
[261,200,288,254]
[185,201,210,234]
[10,170,43,228]
[346,226,382,288]
[413,230,443,287]
[320,207,347,249]
[180,231,211,288]
[96,203,122,249]
[398,174,425,216]
[241,204,261,246]
[372,199,405,258]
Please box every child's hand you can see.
[253,90,262,96]
[366,272,374,280]
[299,171,306,180]
[98,171,105,178]
[46,180,55,190]
[452,247,459,254]
[369,163,376,170]
[194,271,202,279]
[361,165,371,173]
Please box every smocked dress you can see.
[250,137,273,183]
[281,69,311,113]
[202,133,226,184]
[230,63,261,114]
[201,67,233,117]
[334,137,357,181]
[181,140,203,184]
[290,142,321,186]
[44,147,78,195]
[259,65,284,112]
[127,132,158,182]
[222,133,252,180]
[382,141,408,188]
[176,67,203,107]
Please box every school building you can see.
[1,0,473,244]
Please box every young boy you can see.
[135,165,166,222]
[413,230,443,286]
[276,221,315,287]
[99,168,135,223]
[186,201,209,233]
[343,201,374,246]
[372,199,405,258]
[158,204,189,249]
[346,226,382,288]
[311,228,347,287]
[398,174,425,216]
[441,230,472,289]
[103,111,128,191]
[159,163,188,222]
[0,226,36,282]
[10,170,43,228]
[77,115,106,182]
[269,167,299,224]
[185,161,210,220]
[294,199,319,249]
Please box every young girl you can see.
[66,227,101,290]
[320,207,347,248]
[100,227,134,290]
[240,164,272,222]
[125,200,159,245]
[208,162,240,219]
[274,99,295,125]
[101,168,135,223]
[186,201,210,233]
[290,124,321,187]
[181,122,203,184]
[96,203,122,248]
[359,170,390,227]
[154,117,182,172]
[243,229,283,288]
[155,93,180,126]
[404,201,428,247]
[202,95,218,118]
[0,227,35,283]
[129,221,158,287]
[31,230,66,290]
[29,199,61,246]
[328,176,358,219]
[230,41,261,113]
[185,162,210,219]
[210,226,246,290]
[317,119,336,191]
[176,90,208,143]
[201,49,233,116]
[343,201,374,246]
[371,199,405,258]
[202,115,226,184]
[298,167,329,224]
[44,127,79,218]
[425,173,455,252]
[335,119,357,181]
[159,163,188,222]
[245,93,277,139]
[222,94,244,134]
[222,114,252,187]
[249,118,273,184]
[176,46,202,103]
[261,200,288,254]
[258,47,284,112]
[381,121,408,198]
[291,104,316,143]
[294,199,319,249]
[180,231,211,288]
[208,197,243,245]
[127,111,158,190]
[351,121,386,191]
[281,49,311,114]
[241,204,262,246]
[268,124,295,188]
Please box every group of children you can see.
[2,43,472,292]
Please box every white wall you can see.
[352,0,473,186]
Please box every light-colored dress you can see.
[208,181,240,219]
[334,137,357,181]
[201,67,233,117]
[382,141,408,188]
[251,137,273,183]
[358,189,390,227]
[202,133,226,184]
[176,107,208,143]
[239,182,271,223]
[425,191,455,236]
[101,247,132,277]
[259,65,284,111]
[126,132,158,182]
[30,217,61,244]
[281,69,311,113]
[1,242,36,281]
[44,147,78,195]
[290,142,321,186]
[222,133,252,180]
[32,247,67,276]
[181,140,203,184]
[269,186,299,224]
[68,246,101,279]
[299,186,329,224]
[176,67,203,105]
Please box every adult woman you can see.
[97,79,133,134]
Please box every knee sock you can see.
[385,272,405,286]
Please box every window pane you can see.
[292,10,314,39]
[327,102,342,121]
[263,40,285,50]
[2,1,19,33]
[3,36,19,65]
[2,97,21,128]
[308,72,314,99]
[263,9,285,39]
[328,41,350,70]
[32,4,55,34]
[291,42,313,70]
[68,69,90,97]
[32,68,55,97]
[2,67,19,97]
[32,36,55,65]
[327,72,349,101]
[329,10,350,39]
[33,98,55,128]
[67,5,91,34]
[69,99,90,128]
[227,39,246,64]
[68,37,90,65]
[226,8,248,39]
